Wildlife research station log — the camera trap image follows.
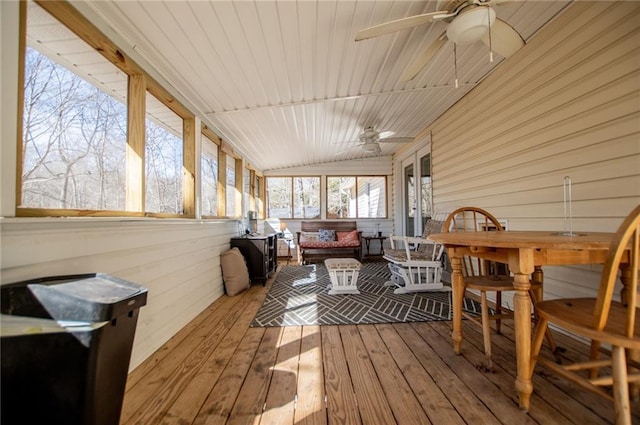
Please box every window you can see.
[255,175,264,218]
[20,2,128,211]
[327,176,387,219]
[18,1,197,218]
[201,132,219,217]
[225,154,238,217]
[145,93,183,214]
[266,177,320,219]
[266,177,291,218]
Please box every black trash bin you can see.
[1,273,148,425]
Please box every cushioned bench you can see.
[296,221,362,264]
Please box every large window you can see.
[266,177,320,219]
[21,3,128,211]
[145,93,183,214]
[201,132,219,217]
[18,1,201,218]
[225,154,238,217]
[327,176,387,219]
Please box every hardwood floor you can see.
[121,266,636,425]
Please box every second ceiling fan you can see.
[353,127,414,154]
[355,0,525,82]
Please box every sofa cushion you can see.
[299,239,360,249]
[318,229,336,242]
[336,230,359,242]
[220,247,250,296]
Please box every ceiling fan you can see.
[355,0,525,82]
[350,127,414,154]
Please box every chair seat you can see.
[464,276,516,292]
[536,298,640,349]
[464,276,544,292]
[384,249,437,262]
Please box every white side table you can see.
[324,258,362,295]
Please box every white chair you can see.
[383,215,447,294]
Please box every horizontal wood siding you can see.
[0,219,239,370]
[430,1,640,301]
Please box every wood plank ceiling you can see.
[50,0,571,171]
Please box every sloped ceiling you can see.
[76,0,571,172]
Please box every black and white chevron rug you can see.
[250,261,482,327]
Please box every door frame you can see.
[394,135,432,237]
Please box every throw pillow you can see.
[336,230,358,242]
[220,247,250,296]
[318,229,336,242]
[299,231,319,242]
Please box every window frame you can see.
[16,0,196,218]
[200,125,221,218]
[266,176,321,219]
[326,175,388,219]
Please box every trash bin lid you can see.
[27,273,148,322]
[48,275,143,304]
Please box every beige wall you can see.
[1,219,236,369]
[428,1,640,300]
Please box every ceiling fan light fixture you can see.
[446,6,495,45]
[362,142,381,154]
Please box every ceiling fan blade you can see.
[379,137,414,144]
[355,11,450,41]
[482,0,513,6]
[481,17,524,58]
[400,31,448,82]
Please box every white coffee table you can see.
[324,258,362,295]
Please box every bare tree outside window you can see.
[201,134,218,216]
[266,177,319,218]
[266,177,292,218]
[225,154,237,217]
[145,94,183,214]
[21,47,127,210]
[293,177,320,218]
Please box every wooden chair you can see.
[443,206,556,370]
[530,205,640,425]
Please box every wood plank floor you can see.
[121,265,638,425]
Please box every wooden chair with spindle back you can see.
[443,206,556,370]
[529,204,640,425]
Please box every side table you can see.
[363,235,387,258]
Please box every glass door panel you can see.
[404,161,415,236]
[419,152,432,231]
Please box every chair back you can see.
[443,207,506,278]
[593,204,640,337]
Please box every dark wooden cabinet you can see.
[230,234,277,285]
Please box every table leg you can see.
[450,252,464,354]
[513,270,533,411]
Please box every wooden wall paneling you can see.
[183,116,196,217]
[234,157,243,217]
[127,74,146,212]
[218,152,227,217]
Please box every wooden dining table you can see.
[428,230,626,411]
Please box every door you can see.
[417,146,433,233]
[399,144,433,237]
